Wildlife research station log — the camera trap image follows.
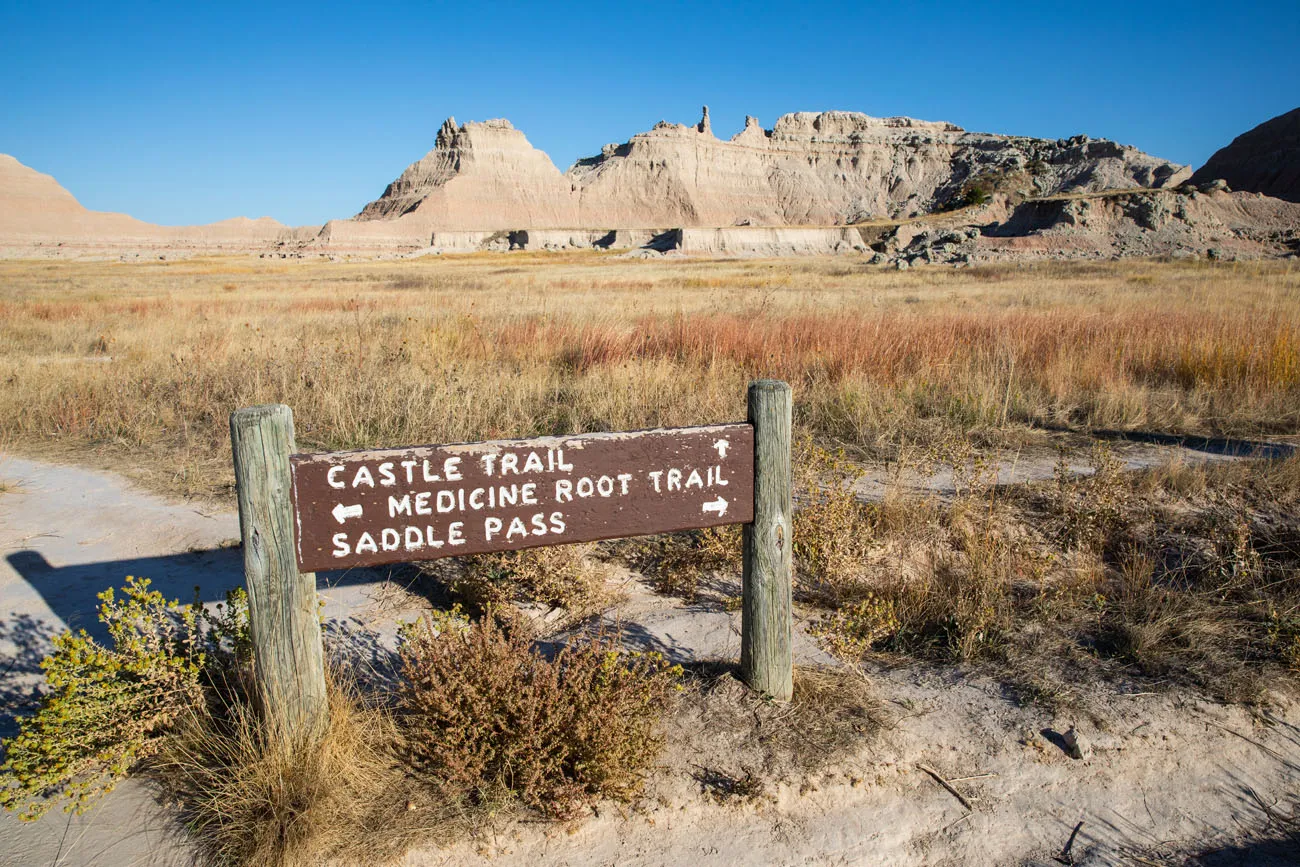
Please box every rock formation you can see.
[877,188,1300,267]
[1190,107,1300,203]
[348,108,1191,235]
[7,107,1300,263]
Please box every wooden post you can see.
[230,404,328,749]
[741,380,794,700]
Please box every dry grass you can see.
[0,256,1296,502]
[155,680,456,867]
[151,612,684,865]
[5,254,1300,861]
[797,444,1300,705]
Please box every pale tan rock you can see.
[355,118,578,230]
[354,109,1193,232]
[4,108,1294,263]
[0,154,316,256]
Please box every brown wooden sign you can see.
[289,424,754,572]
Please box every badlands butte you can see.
[2,106,1298,262]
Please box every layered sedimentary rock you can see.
[1190,107,1300,203]
[346,108,1190,237]
[8,107,1299,262]
[886,189,1300,266]
[357,118,576,226]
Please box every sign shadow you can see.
[5,548,400,645]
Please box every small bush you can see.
[1269,610,1300,673]
[446,544,608,617]
[1054,443,1132,549]
[792,438,874,605]
[929,525,1017,660]
[397,615,681,819]
[0,577,204,820]
[810,593,901,661]
[962,183,991,207]
[624,525,741,601]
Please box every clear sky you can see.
[2,0,1297,226]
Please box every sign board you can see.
[289,424,754,572]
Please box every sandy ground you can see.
[2,447,1299,866]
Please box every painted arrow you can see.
[713,438,730,459]
[702,497,729,517]
[332,503,363,524]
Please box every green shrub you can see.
[0,577,205,820]
[397,615,681,819]
[810,593,901,660]
[962,183,991,207]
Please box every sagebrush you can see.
[397,614,681,818]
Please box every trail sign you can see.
[232,383,791,749]
[289,424,754,572]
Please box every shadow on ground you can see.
[5,548,399,643]
[1062,429,1296,461]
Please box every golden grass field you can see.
[1,254,1297,502]
[5,254,1300,863]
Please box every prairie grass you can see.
[156,680,455,867]
[799,442,1300,704]
[0,255,1296,501]
[4,253,1300,862]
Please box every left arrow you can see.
[332,503,363,524]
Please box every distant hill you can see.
[0,154,313,250]
[1190,107,1300,203]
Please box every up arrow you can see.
[332,503,363,524]
[713,438,730,459]
[702,497,729,517]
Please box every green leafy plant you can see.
[810,592,901,661]
[200,586,253,668]
[0,577,205,820]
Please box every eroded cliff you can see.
[351,108,1191,233]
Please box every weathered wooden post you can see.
[230,404,328,750]
[741,379,794,700]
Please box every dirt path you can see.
[2,444,1298,866]
[413,679,1300,867]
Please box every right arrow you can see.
[332,502,363,524]
[702,497,728,516]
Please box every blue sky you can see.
[2,1,1297,226]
